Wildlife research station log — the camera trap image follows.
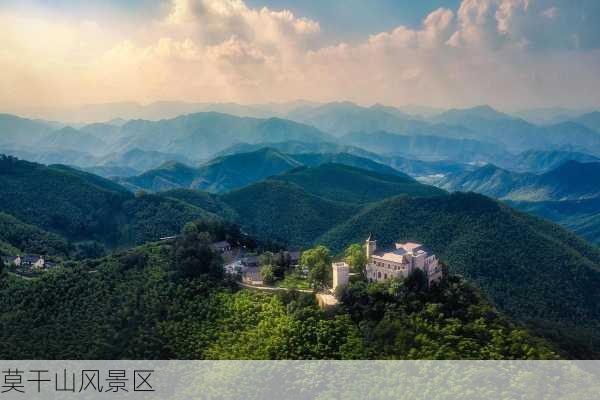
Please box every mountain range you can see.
[438,161,600,202]
[118,148,426,194]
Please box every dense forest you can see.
[1,155,599,358]
[0,220,556,359]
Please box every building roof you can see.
[372,242,431,264]
[396,242,423,252]
[372,249,408,264]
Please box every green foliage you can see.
[270,163,445,204]
[300,245,332,289]
[344,243,367,273]
[260,264,275,285]
[0,239,559,360]
[171,223,223,280]
[222,180,358,247]
[0,212,70,256]
[0,156,225,248]
[319,192,600,358]
[338,276,557,359]
[203,290,367,359]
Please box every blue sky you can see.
[245,0,463,42]
[3,0,462,41]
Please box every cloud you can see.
[2,0,600,113]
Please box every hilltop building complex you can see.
[331,235,442,289]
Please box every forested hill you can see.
[268,163,445,203]
[0,224,557,360]
[0,155,219,247]
[0,212,70,257]
[317,192,600,357]
[2,154,600,356]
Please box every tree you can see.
[300,245,331,290]
[172,223,223,279]
[260,264,275,285]
[344,243,367,274]
[404,268,428,293]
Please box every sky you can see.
[2,0,600,114]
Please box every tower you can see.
[365,233,376,259]
[332,262,349,291]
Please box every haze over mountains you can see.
[2,100,600,246]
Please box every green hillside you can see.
[0,155,220,246]
[158,189,238,221]
[0,155,131,239]
[269,163,445,203]
[440,161,600,201]
[0,227,556,359]
[317,192,600,356]
[221,180,359,247]
[289,153,409,178]
[120,148,303,193]
[510,197,600,245]
[0,213,70,256]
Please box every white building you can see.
[364,235,442,285]
[332,261,349,291]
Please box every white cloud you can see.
[2,0,600,113]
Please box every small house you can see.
[1,255,21,267]
[21,255,45,269]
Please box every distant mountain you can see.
[431,106,541,151]
[113,112,330,159]
[439,161,600,201]
[286,101,468,138]
[80,122,122,144]
[542,122,600,153]
[269,163,444,204]
[396,104,444,118]
[0,114,55,146]
[120,148,303,193]
[213,140,472,182]
[510,197,600,245]
[381,156,472,179]
[432,106,600,154]
[343,131,506,163]
[95,148,196,175]
[512,107,588,125]
[37,127,107,155]
[214,140,379,160]
[503,150,600,173]
[571,111,600,132]
[436,164,531,199]
[289,153,407,178]
[26,100,317,122]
